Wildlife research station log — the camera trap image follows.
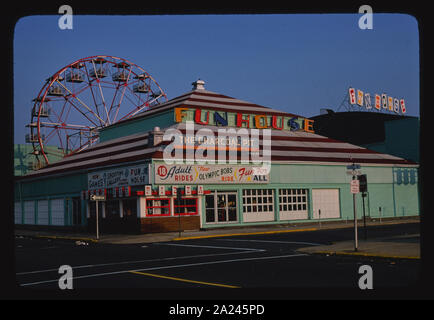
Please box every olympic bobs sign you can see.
[155,164,269,184]
[348,87,406,114]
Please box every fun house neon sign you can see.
[174,107,315,133]
[348,87,406,114]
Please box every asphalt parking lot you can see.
[14,223,421,298]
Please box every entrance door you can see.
[205,191,238,224]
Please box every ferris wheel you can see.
[26,55,167,167]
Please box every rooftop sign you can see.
[348,87,406,114]
[174,107,315,133]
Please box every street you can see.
[14,223,421,298]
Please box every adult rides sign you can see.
[348,87,406,114]
[155,164,269,184]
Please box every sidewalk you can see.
[15,217,420,259]
[296,234,420,260]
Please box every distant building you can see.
[14,144,65,176]
[310,111,419,163]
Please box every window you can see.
[51,199,65,226]
[174,198,198,216]
[146,198,170,216]
[279,189,308,215]
[242,189,274,214]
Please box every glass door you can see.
[217,194,227,222]
[204,191,238,224]
[205,194,216,223]
[227,193,237,221]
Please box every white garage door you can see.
[24,201,35,224]
[312,189,340,219]
[37,200,49,225]
[51,199,65,226]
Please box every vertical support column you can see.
[101,201,106,219]
[86,201,90,218]
[170,196,175,217]
[392,168,397,218]
[119,199,124,218]
[308,189,313,220]
[237,188,243,224]
[274,187,280,222]
[137,196,146,218]
[197,195,203,227]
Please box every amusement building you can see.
[14,56,419,234]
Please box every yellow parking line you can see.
[172,228,318,241]
[129,271,240,288]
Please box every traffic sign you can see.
[346,170,361,176]
[347,164,361,170]
[90,194,106,201]
[350,179,360,194]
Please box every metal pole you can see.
[178,211,181,238]
[379,206,382,223]
[178,190,182,238]
[362,193,367,240]
[96,200,99,240]
[318,209,321,229]
[353,179,358,252]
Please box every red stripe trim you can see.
[41,142,150,170]
[17,152,155,180]
[157,140,378,154]
[270,146,381,154]
[65,133,149,157]
[175,128,343,143]
[269,155,415,165]
[191,91,238,100]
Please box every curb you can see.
[172,227,318,241]
[34,235,99,243]
[300,250,420,260]
[16,218,419,245]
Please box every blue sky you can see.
[13,13,419,144]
